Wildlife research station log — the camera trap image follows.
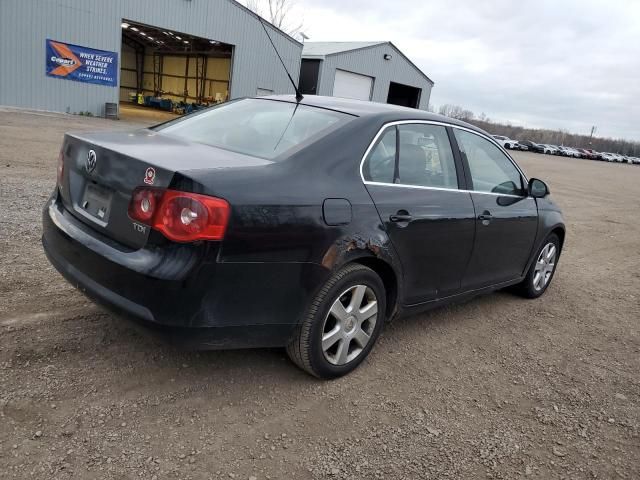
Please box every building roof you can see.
[302,41,434,86]
[302,41,386,58]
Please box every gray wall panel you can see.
[314,43,433,110]
[0,0,301,115]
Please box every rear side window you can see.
[363,127,396,183]
[397,124,458,189]
[156,98,352,160]
[454,129,524,196]
[363,123,458,189]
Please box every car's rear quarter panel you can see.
[181,117,404,325]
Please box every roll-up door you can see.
[333,69,373,101]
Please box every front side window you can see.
[156,98,352,160]
[397,124,458,189]
[454,129,524,196]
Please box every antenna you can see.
[258,16,303,103]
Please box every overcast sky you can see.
[287,0,640,141]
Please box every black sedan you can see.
[42,96,565,378]
[518,140,545,153]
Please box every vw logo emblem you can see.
[86,150,97,173]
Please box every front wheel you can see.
[286,264,386,379]
[515,234,560,298]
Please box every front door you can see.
[452,129,538,289]
[362,123,476,304]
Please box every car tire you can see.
[286,264,386,379]
[515,233,560,299]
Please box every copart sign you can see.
[46,39,118,87]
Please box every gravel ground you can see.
[0,109,639,479]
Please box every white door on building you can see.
[332,69,373,101]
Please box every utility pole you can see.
[589,126,597,146]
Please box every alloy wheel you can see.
[321,285,378,366]
[533,242,557,291]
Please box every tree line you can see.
[436,104,639,156]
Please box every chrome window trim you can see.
[362,180,524,198]
[359,119,529,196]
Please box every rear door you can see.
[362,122,476,304]
[452,128,538,289]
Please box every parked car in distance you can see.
[42,95,566,379]
[600,152,615,162]
[541,144,559,155]
[492,135,520,150]
[588,150,604,160]
[519,141,545,153]
[602,152,626,162]
[551,145,564,155]
[575,148,596,160]
[557,146,581,158]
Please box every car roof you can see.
[258,95,488,135]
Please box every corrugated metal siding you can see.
[315,44,432,110]
[0,0,301,115]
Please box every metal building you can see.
[299,42,434,110]
[0,0,301,116]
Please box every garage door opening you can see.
[120,20,233,119]
[333,69,373,101]
[387,81,421,109]
[299,59,321,95]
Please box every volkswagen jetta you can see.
[42,96,565,378]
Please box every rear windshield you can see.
[155,98,352,160]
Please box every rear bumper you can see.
[42,193,329,349]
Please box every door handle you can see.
[389,213,413,223]
[478,211,493,223]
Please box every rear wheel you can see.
[286,264,386,379]
[516,234,560,298]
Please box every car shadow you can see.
[10,288,525,395]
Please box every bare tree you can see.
[244,0,260,11]
[243,0,304,37]
[438,104,462,119]
[460,109,475,121]
[439,104,474,120]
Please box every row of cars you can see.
[491,135,640,164]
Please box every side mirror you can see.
[528,178,549,198]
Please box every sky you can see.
[280,0,640,141]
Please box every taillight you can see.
[128,188,230,243]
[57,149,64,187]
[129,188,163,222]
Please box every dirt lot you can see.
[1,109,639,480]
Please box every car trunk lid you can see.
[58,129,272,249]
